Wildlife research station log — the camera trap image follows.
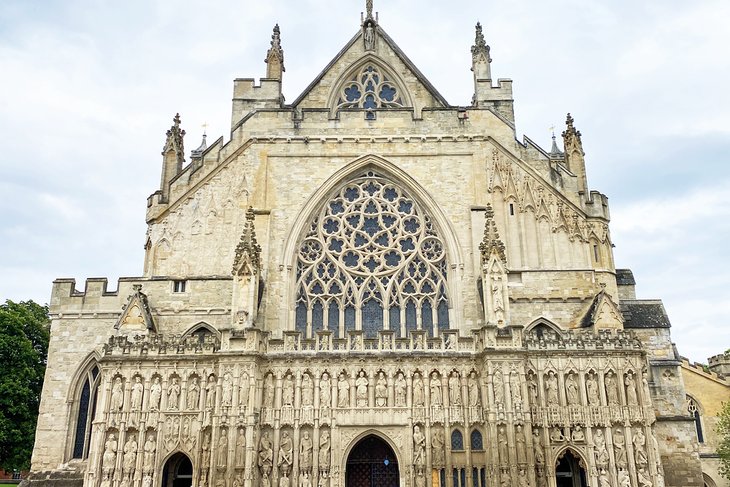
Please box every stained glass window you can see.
[451,429,464,451]
[72,365,100,459]
[295,172,449,338]
[470,429,483,450]
[336,65,405,112]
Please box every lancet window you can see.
[72,364,100,459]
[687,395,704,443]
[335,65,404,113]
[294,171,450,338]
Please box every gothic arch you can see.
[181,321,221,341]
[553,445,589,469]
[341,430,403,480]
[327,54,414,115]
[525,318,562,335]
[281,155,463,334]
[66,352,102,461]
[159,450,195,487]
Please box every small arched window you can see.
[687,395,704,443]
[451,429,464,451]
[470,429,483,450]
[72,364,100,459]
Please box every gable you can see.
[292,25,449,116]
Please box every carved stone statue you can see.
[598,469,610,487]
[618,468,631,487]
[431,428,445,465]
[594,429,609,468]
[565,372,580,405]
[499,469,510,487]
[235,427,246,467]
[131,376,144,411]
[637,467,653,487]
[468,371,480,406]
[283,374,294,407]
[634,428,648,466]
[278,431,293,472]
[102,432,118,477]
[550,427,565,443]
[491,275,505,323]
[318,430,331,467]
[614,428,627,468]
[545,371,558,405]
[364,24,375,50]
[355,371,368,407]
[532,429,544,465]
[586,372,600,406]
[299,431,313,471]
[448,372,461,405]
[605,371,619,405]
[518,468,528,487]
[168,377,181,410]
[149,377,162,411]
[625,372,638,406]
[527,373,538,405]
[498,426,508,464]
[337,373,349,407]
[239,373,249,408]
[111,378,124,411]
[302,374,314,407]
[394,372,407,407]
[571,425,585,443]
[320,372,331,409]
[375,372,387,407]
[515,425,526,463]
[413,425,426,466]
[143,433,156,474]
[258,432,273,475]
[206,375,216,409]
[222,371,233,407]
[123,436,137,478]
[510,370,522,406]
[413,373,425,407]
[493,367,504,404]
[263,374,275,408]
[187,376,200,410]
[217,428,228,468]
[430,372,442,406]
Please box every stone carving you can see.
[319,430,331,468]
[239,372,249,409]
[258,432,274,478]
[634,428,648,466]
[605,371,619,406]
[493,366,504,404]
[431,427,445,465]
[320,372,332,409]
[413,425,426,466]
[142,475,153,487]
[206,375,217,410]
[168,376,181,410]
[598,469,610,487]
[131,376,144,411]
[187,376,201,410]
[617,468,631,487]
[637,466,652,487]
[532,429,544,465]
[413,373,425,407]
[430,372,443,406]
[236,427,246,467]
[283,374,295,407]
[550,426,565,443]
[302,373,314,407]
[527,372,538,405]
[111,377,124,412]
[355,371,368,407]
[515,425,526,463]
[510,369,522,407]
[300,431,313,471]
[233,474,244,487]
[625,371,638,406]
[586,372,600,406]
[123,435,137,479]
[263,374,275,408]
[544,371,558,405]
[499,468,510,487]
[518,468,528,487]
[594,429,609,468]
[337,373,350,407]
[102,432,118,477]
[394,372,407,407]
[375,372,388,407]
[498,426,508,464]
[571,425,585,443]
[150,377,162,411]
[217,428,228,468]
[278,431,293,473]
[614,428,627,468]
[143,433,156,474]
[222,370,233,407]
[565,372,580,405]
[449,372,461,405]
[468,371,480,406]
[364,23,375,50]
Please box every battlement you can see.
[231,77,283,129]
[681,356,730,384]
[708,351,730,379]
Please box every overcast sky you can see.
[1,0,728,363]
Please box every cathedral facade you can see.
[28,5,706,487]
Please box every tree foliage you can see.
[0,300,49,471]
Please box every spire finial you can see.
[366,0,373,20]
[265,24,285,80]
[162,113,186,163]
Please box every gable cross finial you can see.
[562,112,584,162]
[366,0,373,20]
[162,113,186,164]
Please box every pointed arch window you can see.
[336,65,405,112]
[72,364,100,459]
[295,171,450,338]
[687,395,704,443]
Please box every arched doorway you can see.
[346,435,399,487]
[161,452,193,487]
[555,450,587,487]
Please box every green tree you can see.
[720,400,730,480]
[0,300,50,471]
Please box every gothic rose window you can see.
[295,171,449,339]
[336,65,404,112]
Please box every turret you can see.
[562,113,589,201]
[159,113,185,203]
[471,23,514,125]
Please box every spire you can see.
[479,204,506,265]
[265,24,285,80]
[549,126,563,159]
[471,22,492,81]
[191,123,208,159]
[162,113,186,165]
[232,207,262,276]
[561,113,589,198]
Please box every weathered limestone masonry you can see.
[27,4,705,487]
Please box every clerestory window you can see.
[294,171,449,339]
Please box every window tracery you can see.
[336,65,404,112]
[295,171,450,338]
[72,364,100,459]
[687,395,704,443]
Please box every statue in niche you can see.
[586,372,600,406]
[532,429,544,465]
[283,374,294,407]
[493,367,504,404]
[217,429,228,468]
[168,377,181,410]
[527,373,538,406]
[222,371,233,407]
[206,375,217,410]
[594,429,609,467]
[413,373,425,407]
[545,371,558,406]
[598,469,610,487]
[634,428,648,466]
[431,428,445,465]
[375,372,387,407]
[565,372,580,406]
[337,373,349,407]
[300,472,313,487]
[181,417,194,450]
[187,376,201,410]
[143,433,156,473]
[110,377,124,412]
[239,373,249,408]
[102,432,118,477]
[605,371,619,406]
[571,425,585,443]
[468,371,480,407]
[233,475,244,487]
[394,372,407,407]
[414,334,424,350]
[100,475,112,487]
[642,369,652,401]
[510,370,522,406]
[550,427,565,443]
[142,475,153,487]
[263,374,275,408]
[498,426,508,463]
[413,425,426,466]
[499,469,510,487]
[364,23,375,50]
[150,377,162,411]
[278,431,293,472]
[355,371,368,407]
[320,372,332,409]
[261,472,270,487]
[201,430,211,469]
[235,427,246,467]
[415,473,425,487]
[518,468,528,487]
[319,430,331,467]
[302,374,314,407]
[215,477,226,487]
[625,372,638,406]
[123,436,137,479]
[515,425,526,463]
[617,469,631,487]
[637,467,653,487]
[430,372,442,406]
[300,431,313,471]
[258,432,273,476]
[449,372,461,405]
[614,428,627,468]
[131,376,144,411]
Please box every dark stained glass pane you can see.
[470,430,483,450]
[438,300,449,329]
[328,301,339,331]
[362,299,383,338]
[405,300,417,333]
[451,429,463,450]
[345,305,356,334]
[389,306,401,336]
[295,302,307,335]
[312,301,324,332]
[421,300,433,334]
[72,380,91,458]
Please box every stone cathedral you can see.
[27,4,707,487]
